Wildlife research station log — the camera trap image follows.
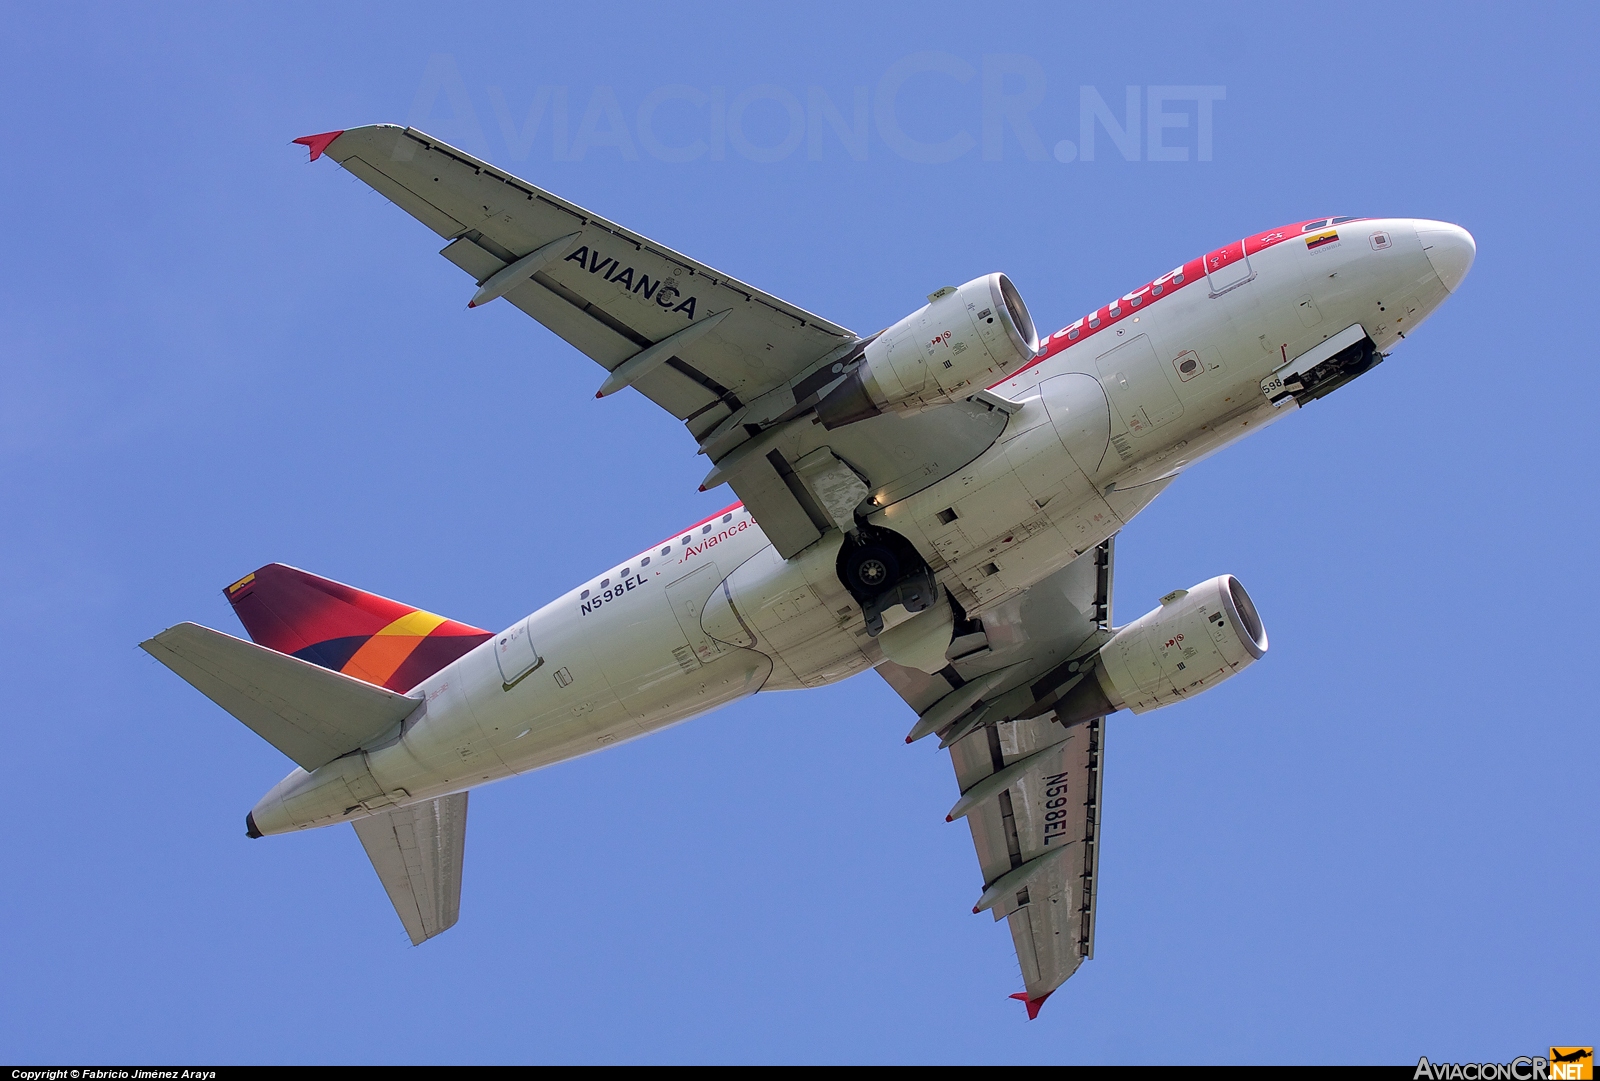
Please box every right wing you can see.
[876,539,1115,1016]
[353,793,468,946]
[307,126,1013,560]
[317,124,855,430]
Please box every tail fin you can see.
[224,564,491,693]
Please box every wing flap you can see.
[353,793,468,945]
[141,622,420,772]
[440,233,730,426]
[728,452,825,559]
[875,540,1114,1010]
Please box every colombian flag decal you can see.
[1305,230,1339,250]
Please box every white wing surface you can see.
[310,126,1013,558]
[140,622,421,772]
[319,124,853,427]
[876,540,1114,1014]
[352,793,469,946]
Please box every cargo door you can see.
[494,617,542,689]
[665,564,726,664]
[1095,334,1183,437]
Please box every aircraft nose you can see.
[1415,220,1476,292]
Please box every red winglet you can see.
[1010,990,1054,1020]
[293,130,345,162]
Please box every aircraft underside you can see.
[143,123,1474,1015]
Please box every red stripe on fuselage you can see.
[651,500,745,551]
[992,217,1357,388]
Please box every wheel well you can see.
[835,526,928,602]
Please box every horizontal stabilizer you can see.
[353,793,467,945]
[141,622,421,771]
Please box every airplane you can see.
[141,124,1475,1019]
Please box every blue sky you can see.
[3,1,1595,1065]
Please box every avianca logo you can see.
[562,245,700,319]
[685,517,751,559]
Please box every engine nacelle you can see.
[1099,575,1267,713]
[1054,576,1267,724]
[816,273,1038,426]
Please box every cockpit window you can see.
[1301,219,1331,232]
[1329,216,1358,225]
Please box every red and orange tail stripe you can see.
[225,563,491,693]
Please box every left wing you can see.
[877,540,1114,1017]
[352,793,468,945]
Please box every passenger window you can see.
[600,579,610,588]
[641,556,651,567]
[681,535,690,545]
[581,589,590,599]
[722,514,732,523]
[660,546,671,556]
[702,524,712,534]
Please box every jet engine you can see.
[816,273,1039,426]
[1054,575,1268,724]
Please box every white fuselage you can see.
[249,217,1466,835]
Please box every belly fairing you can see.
[701,533,875,691]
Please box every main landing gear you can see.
[837,526,938,637]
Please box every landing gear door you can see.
[665,564,726,664]
[1260,323,1371,407]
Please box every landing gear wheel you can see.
[846,545,900,594]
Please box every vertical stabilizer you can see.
[224,564,491,693]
